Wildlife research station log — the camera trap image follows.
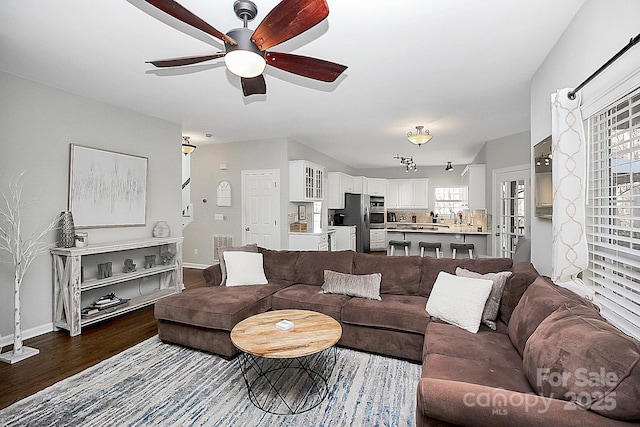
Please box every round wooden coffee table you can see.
[231,309,342,414]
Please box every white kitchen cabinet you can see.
[461,164,485,210]
[386,180,399,208]
[370,229,387,251]
[393,179,429,209]
[367,178,387,196]
[398,180,414,208]
[330,226,356,251]
[289,233,329,251]
[289,160,325,202]
[327,172,354,209]
[412,179,428,208]
[352,176,367,194]
[350,228,356,251]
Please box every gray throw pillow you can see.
[513,236,531,264]
[456,267,512,330]
[321,270,382,300]
[218,243,258,286]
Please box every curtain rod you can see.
[568,33,640,100]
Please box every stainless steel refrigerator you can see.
[335,193,370,252]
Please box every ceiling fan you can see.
[145,0,348,96]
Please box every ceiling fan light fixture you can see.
[224,27,266,78]
[182,136,197,155]
[225,50,266,78]
[445,162,454,171]
[407,126,433,146]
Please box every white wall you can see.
[183,138,289,267]
[183,137,354,266]
[530,0,640,275]
[0,72,182,343]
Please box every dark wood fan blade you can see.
[145,0,236,44]
[147,53,225,67]
[265,51,347,82]
[241,75,267,96]
[251,0,329,51]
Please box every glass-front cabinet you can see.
[289,160,325,202]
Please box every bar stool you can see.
[389,240,411,256]
[450,243,475,259]
[419,242,441,258]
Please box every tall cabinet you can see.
[51,237,183,336]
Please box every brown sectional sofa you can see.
[154,248,640,426]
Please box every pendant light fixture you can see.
[445,162,454,171]
[182,136,197,155]
[407,126,433,146]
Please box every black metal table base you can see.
[236,346,337,415]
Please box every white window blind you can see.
[586,86,640,340]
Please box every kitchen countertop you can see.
[386,223,490,235]
[289,229,336,235]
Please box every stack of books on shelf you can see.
[81,293,130,319]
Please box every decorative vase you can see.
[58,211,75,248]
[152,220,170,238]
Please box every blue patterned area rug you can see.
[0,336,420,426]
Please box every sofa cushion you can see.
[271,284,350,321]
[507,277,591,356]
[293,251,353,285]
[223,252,268,286]
[258,247,298,283]
[422,353,534,393]
[425,272,493,334]
[202,263,222,287]
[523,303,640,421]
[154,283,289,331]
[500,261,540,324]
[218,243,258,285]
[321,270,382,300]
[353,252,422,295]
[456,267,512,330]
[342,294,429,334]
[424,322,523,371]
[419,257,513,297]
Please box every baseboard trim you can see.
[0,322,54,348]
[183,263,210,269]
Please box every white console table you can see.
[51,237,183,336]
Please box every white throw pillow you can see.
[222,251,268,286]
[218,243,258,285]
[425,271,493,333]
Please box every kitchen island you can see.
[386,223,490,257]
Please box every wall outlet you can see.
[194,248,199,255]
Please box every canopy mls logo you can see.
[537,367,618,412]
[462,389,552,415]
[462,367,619,415]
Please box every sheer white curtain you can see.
[550,88,592,298]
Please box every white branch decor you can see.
[0,172,60,364]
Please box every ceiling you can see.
[0,0,585,169]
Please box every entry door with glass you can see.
[493,166,530,258]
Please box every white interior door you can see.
[242,170,280,249]
[492,165,530,258]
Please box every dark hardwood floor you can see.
[0,268,206,410]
